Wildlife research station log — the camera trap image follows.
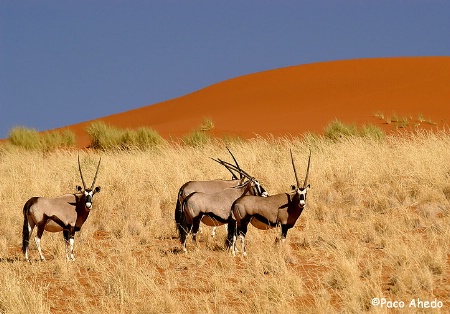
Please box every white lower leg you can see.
[35,237,45,261]
[69,238,75,260]
[231,235,237,256]
[24,247,29,261]
[240,235,247,256]
[182,238,187,253]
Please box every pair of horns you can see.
[215,158,254,181]
[211,147,243,180]
[291,149,311,188]
[78,155,101,190]
[226,147,243,180]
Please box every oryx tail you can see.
[174,186,184,226]
[177,192,195,247]
[22,197,36,254]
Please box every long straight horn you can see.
[303,150,311,188]
[78,155,87,190]
[218,159,253,180]
[226,146,243,179]
[210,157,238,180]
[290,149,300,188]
[90,157,102,190]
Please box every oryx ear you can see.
[291,185,296,191]
[94,186,101,194]
[305,184,311,190]
[76,185,83,192]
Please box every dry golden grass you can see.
[1,132,449,313]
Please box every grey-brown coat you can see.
[229,150,311,256]
[22,156,101,261]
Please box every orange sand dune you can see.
[62,57,450,148]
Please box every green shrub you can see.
[182,130,211,147]
[86,121,163,150]
[7,127,76,151]
[199,117,215,131]
[324,120,358,141]
[86,121,123,150]
[359,124,385,140]
[324,120,385,141]
[8,127,42,150]
[134,127,164,149]
[41,129,76,152]
[181,117,216,147]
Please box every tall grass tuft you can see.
[324,120,358,140]
[324,120,385,141]
[181,117,216,147]
[86,121,123,150]
[8,126,42,150]
[7,126,76,151]
[181,130,211,147]
[86,121,164,150]
[359,124,385,140]
[199,117,215,132]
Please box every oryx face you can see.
[251,179,269,197]
[77,156,101,210]
[296,184,310,208]
[77,186,101,209]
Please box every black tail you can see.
[174,183,189,226]
[175,197,189,244]
[177,193,196,246]
[225,215,237,250]
[174,197,183,225]
[22,197,36,254]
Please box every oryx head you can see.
[291,149,311,209]
[77,156,101,210]
[250,178,269,197]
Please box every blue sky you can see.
[1,1,449,139]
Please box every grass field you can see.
[0,132,449,313]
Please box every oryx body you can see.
[229,150,311,256]
[175,179,243,238]
[174,148,245,238]
[179,178,267,252]
[22,157,101,261]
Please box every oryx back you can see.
[184,185,250,225]
[232,193,288,230]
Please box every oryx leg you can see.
[191,216,202,247]
[225,218,238,255]
[63,226,76,261]
[24,219,35,262]
[181,215,193,253]
[35,224,46,261]
[237,219,250,257]
[280,225,290,243]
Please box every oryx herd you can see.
[21,148,311,261]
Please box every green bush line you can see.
[1,118,396,152]
[7,127,76,152]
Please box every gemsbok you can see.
[179,172,268,252]
[22,156,101,261]
[174,148,245,238]
[228,150,311,256]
